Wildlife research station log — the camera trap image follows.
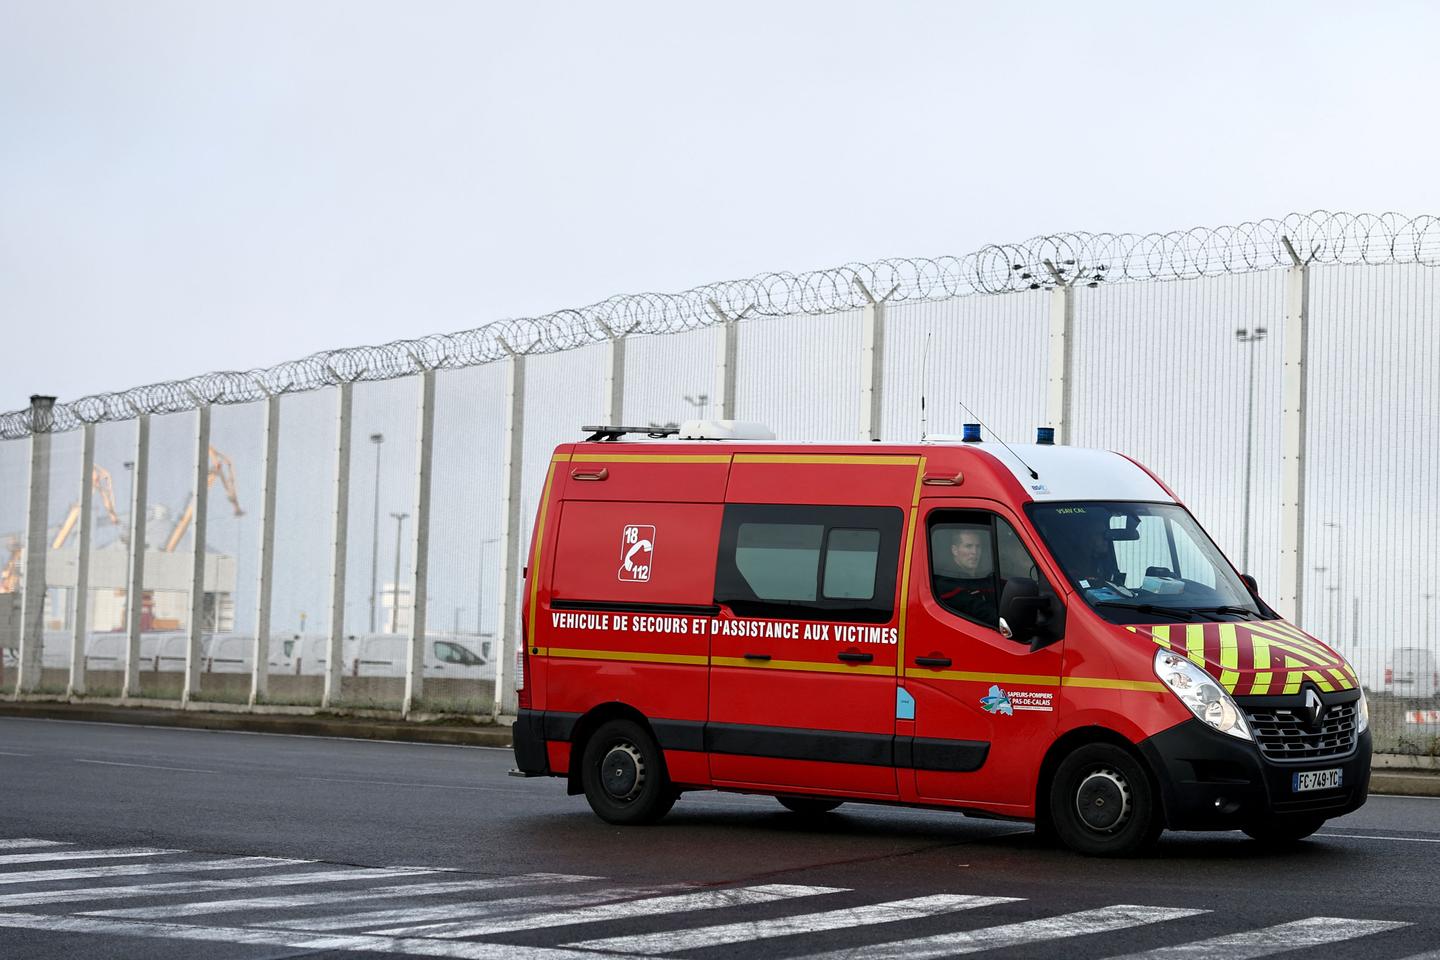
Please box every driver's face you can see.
[950,530,986,577]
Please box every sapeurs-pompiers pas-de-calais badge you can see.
[618,524,655,582]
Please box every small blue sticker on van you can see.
[896,687,915,721]
[980,684,1014,716]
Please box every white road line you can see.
[0,847,176,866]
[789,904,1209,960]
[1100,915,1410,959]
[568,894,1021,954]
[370,884,847,939]
[272,884,676,933]
[299,776,526,794]
[0,868,431,909]
[94,872,595,920]
[0,840,67,851]
[0,856,309,885]
[0,912,601,960]
[74,758,215,773]
[1317,832,1440,844]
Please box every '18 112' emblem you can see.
[618,524,655,582]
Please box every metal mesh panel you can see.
[1307,263,1440,752]
[622,328,718,428]
[735,311,862,441]
[266,387,337,705]
[37,428,83,694]
[418,364,509,714]
[1070,272,1287,599]
[83,420,138,696]
[133,411,198,700]
[1,438,29,689]
[881,293,1050,443]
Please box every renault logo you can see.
[1303,688,1326,729]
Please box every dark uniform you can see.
[936,574,997,624]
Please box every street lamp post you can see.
[476,538,499,636]
[368,433,384,633]
[1324,521,1343,648]
[389,511,409,634]
[1235,327,1267,573]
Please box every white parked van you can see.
[1386,647,1439,700]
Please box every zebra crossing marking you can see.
[0,867,430,910]
[0,855,311,886]
[0,840,68,851]
[93,872,597,920]
[567,893,1020,954]
[0,846,177,866]
[369,883,847,939]
[790,904,1211,960]
[1100,916,1412,960]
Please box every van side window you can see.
[716,504,902,623]
[930,512,1057,639]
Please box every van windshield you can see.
[1026,502,1263,624]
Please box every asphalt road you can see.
[1,716,1438,960]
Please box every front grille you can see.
[1243,702,1357,762]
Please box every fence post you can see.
[16,396,55,695]
[180,405,211,705]
[68,423,95,698]
[122,414,150,700]
[403,370,436,718]
[707,301,744,421]
[1277,237,1310,623]
[856,280,897,442]
[1045,273,1075,444]
[492,343,526,718]
[323,382,353,708]
[597,320,628,427]
[250,394,280,706]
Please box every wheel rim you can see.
[1074,767,1132,833]
[599,741,645,802]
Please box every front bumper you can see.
[1139,718,1371,830]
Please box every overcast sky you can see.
[4,0,1440,405]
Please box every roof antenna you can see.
[919,332,931,441]
[955,399,1041,480]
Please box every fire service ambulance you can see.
[511,421,1370,855]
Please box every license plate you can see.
[1292,768,1342,792]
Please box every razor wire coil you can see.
[4,210,1437,439]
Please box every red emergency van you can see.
[511,421,1370,855]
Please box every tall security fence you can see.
[2,211,1438,753]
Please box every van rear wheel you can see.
[777,796,843,816]
[1049,743,1163,857]
[580,719,675,825]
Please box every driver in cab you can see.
[934,526,998,623]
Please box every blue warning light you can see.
[962,423,982,442]
[1036,427,1056,445]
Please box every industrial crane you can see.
[50,465,122,550]
[164,446,243,553]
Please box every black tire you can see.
[1242,815,1326,845]
[1049,743,1163,857]
[777,796,844,816]
[580,719,676,825]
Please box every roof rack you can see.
[581,425,680,442]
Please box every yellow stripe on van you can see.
[1306,669,1335,693]
[1218,623,1240,692]
[568,453,731,464]
[905,669,1062,687]
[539,647,709,667]
[1282,670,1304,694]
[1244,622,1336,665]
[895,456,926,669]
[1061,677,1166,693]
[526,462,560,651]
[711,656,894,677]
[1251,671,1273,695]
[1150,625,1172,650]
[733,454,922,466]
[1185,624,1206,667]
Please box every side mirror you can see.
[999,577,1066,651]
[1240,573,1258,595]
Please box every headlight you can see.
[1356,690,1369,734]
[1154,649,1252,741]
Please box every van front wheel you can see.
[1049,743,1163,857]
[580,719,675,825]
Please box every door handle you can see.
[837,651,874,663]
[743,652,772,661]
[570,467,609,481]
[914,656,952,668]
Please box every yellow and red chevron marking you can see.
[1126,620,1356,696]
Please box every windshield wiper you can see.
[1186,605,1260,621]
[1091,601,1194,621]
